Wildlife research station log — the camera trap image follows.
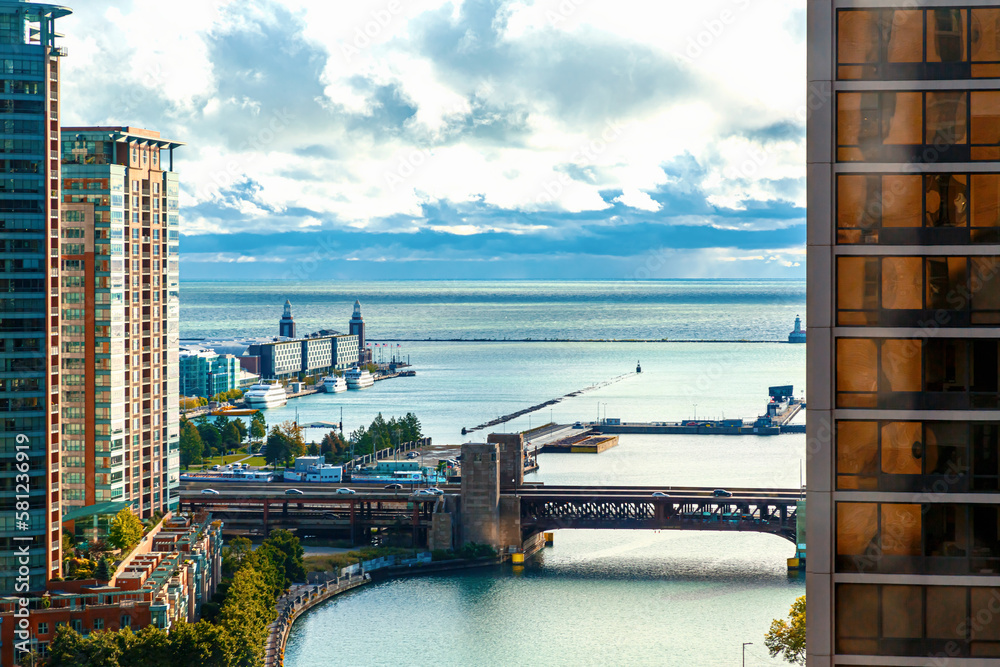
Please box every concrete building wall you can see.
[489,432,524,490]
[459,443,499,547]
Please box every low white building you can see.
[283,456,343,483]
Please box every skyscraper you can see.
[0,0,71,593]
[60,126,182,521]
[809,6,1000,663]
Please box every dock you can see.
[569,385,806,437]
[538,433,620,454]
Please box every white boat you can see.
[244,381,288,409]
[323,375,348,393]
[345,366,375,390]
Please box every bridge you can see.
[178,433,806,565]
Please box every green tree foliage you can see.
[223,421,242,451]
[47,622,234,667]
[168,620,233,666]
[765,595,806,665]
[232,418,247,443]
[94,556,112,581]
[108,508,144,552]
[211,388,243,403]
[262,529,306,587]
[222,536,252,577]
[265,426,291,468]
[348,413,424,457]
[213,414,230,433]
[179,419,204,469]
[250,411,266,443]
[219,566,276,667]
[197,422,221,458]
[320,430,347,460]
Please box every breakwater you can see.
[462,372,635,435]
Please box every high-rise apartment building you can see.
[59,126,182,521]
[0,0,71,593]
[809,6,1000,663]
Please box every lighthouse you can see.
[788,315,806,343]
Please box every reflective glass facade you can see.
[810,3,1000,664]
[0,1,70,595]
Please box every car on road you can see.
[285,488,305,495]
[712,489,733,497]
[406,452,417,459]
[573,422,584,428]
[411,489,434,497]
[201,488,220,495]
[211,465,221,471]
[426,487,444,495]
[335,488,356,495]
[651,492,670,497]
[384,483,404,490]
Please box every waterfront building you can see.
[283,455,342,483]
[787,315,806,343]
[807,5,1000,663]
[0,512,223,662]
[248,331,359,380]
[179,347,238,399]
[279,298,295,338]
[59,126,183,526]
[0,0,72,594]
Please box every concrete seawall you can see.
[265,573,371,667]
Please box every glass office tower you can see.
[0,0,71,593]
[809,5,1000,664]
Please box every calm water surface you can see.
[185,280,806,665]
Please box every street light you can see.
[742,642,753,667]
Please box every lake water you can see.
[181,280,806,665]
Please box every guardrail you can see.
[264,572,372,667]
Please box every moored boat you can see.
[345,366,375,390]
[244,381,288,409]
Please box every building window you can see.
[37,622,47,635]
[836,583,1000,657]
[837,8,1000,81]
[836,90,1000,162]
[120,615,131,629]
[836,337,1000,409]
[836,255,1000,326]
[93,618,103,630]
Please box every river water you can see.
[181,280,806,665]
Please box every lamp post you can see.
[742,642,752,667]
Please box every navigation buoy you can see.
[636,361,642,373]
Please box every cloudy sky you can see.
[59,0,806,281]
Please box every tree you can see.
[232,418,247,443]
[262,529,306,587]
[765,595,806,665]
[197,422,221,457]
[307,442,319,456]
[250,411,266,443]
[169,621,234,667]
[265,427,290,468]
[222,535,252,576]
[94,556,112,581]
[279,420,306,460]
[108,507,144,552]
[213,413,230,433]
[46,625,87,667]
[219,566,276,667]
[179,419,204,469]
[320,430,346,458]
[223,421,242,452]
